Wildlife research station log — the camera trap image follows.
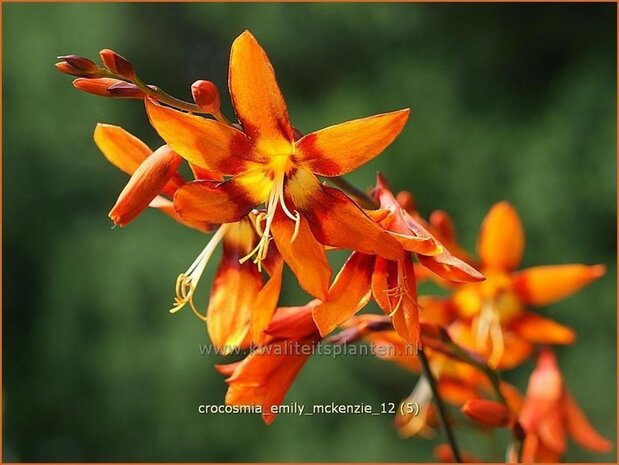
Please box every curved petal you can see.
[295,109,410,177]
[174,171,271,224]
[149,196,213,233]
[390,231,443,256]
[477,201,524,272]
[94,123,151,174]
[229,30,294,155]
[564,390,613,453]
[511,312,575,345]
[512,264,605,306]
[207,221,262,353]
[286,168,403,260]
[109,145,183,226]
[224,337,315,425]
[312,252,374,336]
[145,98,255,175]
[250,258,284,346]
[271,206,331,300]
[418,253,485,283]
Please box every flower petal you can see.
[229,30,294,155]
[224,337,315,424]
[295,109,410,177]
[512,312,575,345]
[149,196,213,233]
[312,252,374,336]
[477,201,525,272]
[207,221,262,352]
[250,257,284,347]
[94,124,184,196]
[174,171,271,224]
[564,390,613,453]
[513,264,605,306]
[94,123,151,174]
[265,302,321,340]
[287,168,403,260]
[418,253,485,283]
[372,256,420,345]
[398,210,484,282]
[145,98,254,175]
[108,145,183,227]
[271,206,331,300]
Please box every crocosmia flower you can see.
[145,31,409,301]
[421,201,605,368]
[519,348,612,461]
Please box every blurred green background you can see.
[3,3,616,462]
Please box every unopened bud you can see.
[191,80,221,114]
[461,399,511,428]
[72,78,145,99]
[57,54,99,75]
[99,49,136,80]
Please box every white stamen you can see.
[171,223,230,320]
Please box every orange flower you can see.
[519,348,612,461]
[94,124,282,351]
[421,201,605,368]
[312,175,483,346]
[216,302,321,424]
[146,31,410,300]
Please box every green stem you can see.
[418,348,462,463]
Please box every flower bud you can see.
[191,80,221,113]
[99,49,136,80]
[57,54,100,75]
[461,398,511,428]
[72,78,145,99]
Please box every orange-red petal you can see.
[564,390,613,453]
[295,109,410,177]
[108,145,183,227]
[477,201,525,272]
[94,123,151,174]
[271,206,331,300]
[149,196,213,233]
[174,173,267,225]
[207,221,262,352]
[312,252,374,336]
[229,31,294,156]
[250,258,284,346]
[224,337,315,424]
[287,168,403,260]
[264,302,320,341]
[145,98,254,175]
[511,312,575,345]
[513,264,605,306]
